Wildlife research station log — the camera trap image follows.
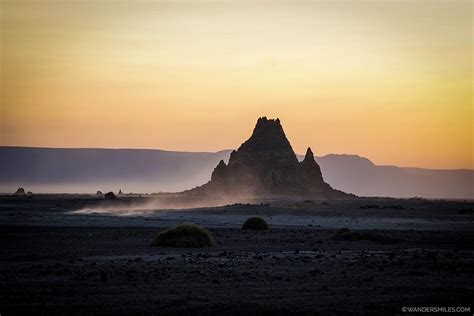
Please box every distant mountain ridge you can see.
[0,146,472,199]
[309,154,473,200]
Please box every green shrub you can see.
[151,223,214,248]
[242,217,270,230]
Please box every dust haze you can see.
[73,194,263,216]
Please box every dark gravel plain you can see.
[0,195,473,315]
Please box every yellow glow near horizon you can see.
[0,0,472,169]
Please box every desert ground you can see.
[1,195,473,315]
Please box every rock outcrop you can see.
[14,187,26,195]
[104,192,116,200]
[187,117,350,199]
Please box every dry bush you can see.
[242,217,270,231]
[151,223,214,248]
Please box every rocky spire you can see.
[299,147,323,182]
[211,160,227,182]
[301,147,318,168]
[304,147,314,161]
[188,117,349,198]
[235,117,297,155]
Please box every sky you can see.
[0,0,472,169]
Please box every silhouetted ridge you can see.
[187,117,350,199]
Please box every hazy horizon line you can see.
[1,145,472,172]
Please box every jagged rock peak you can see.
[300,147,319,170]
[304,147,314,161]
[216,160,227,168]
[300,146,322,177]
[237,117,296,157]
[186,116,351,199]
[256,116,280,125]
[211,159,227,181]
[253,117,283,136]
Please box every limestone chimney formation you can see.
[189,117,349,198]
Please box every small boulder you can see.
[104,192,116,200]
[14,187,26,195]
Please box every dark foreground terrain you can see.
[0,195,473,315]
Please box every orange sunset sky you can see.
[0,0,472,169]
